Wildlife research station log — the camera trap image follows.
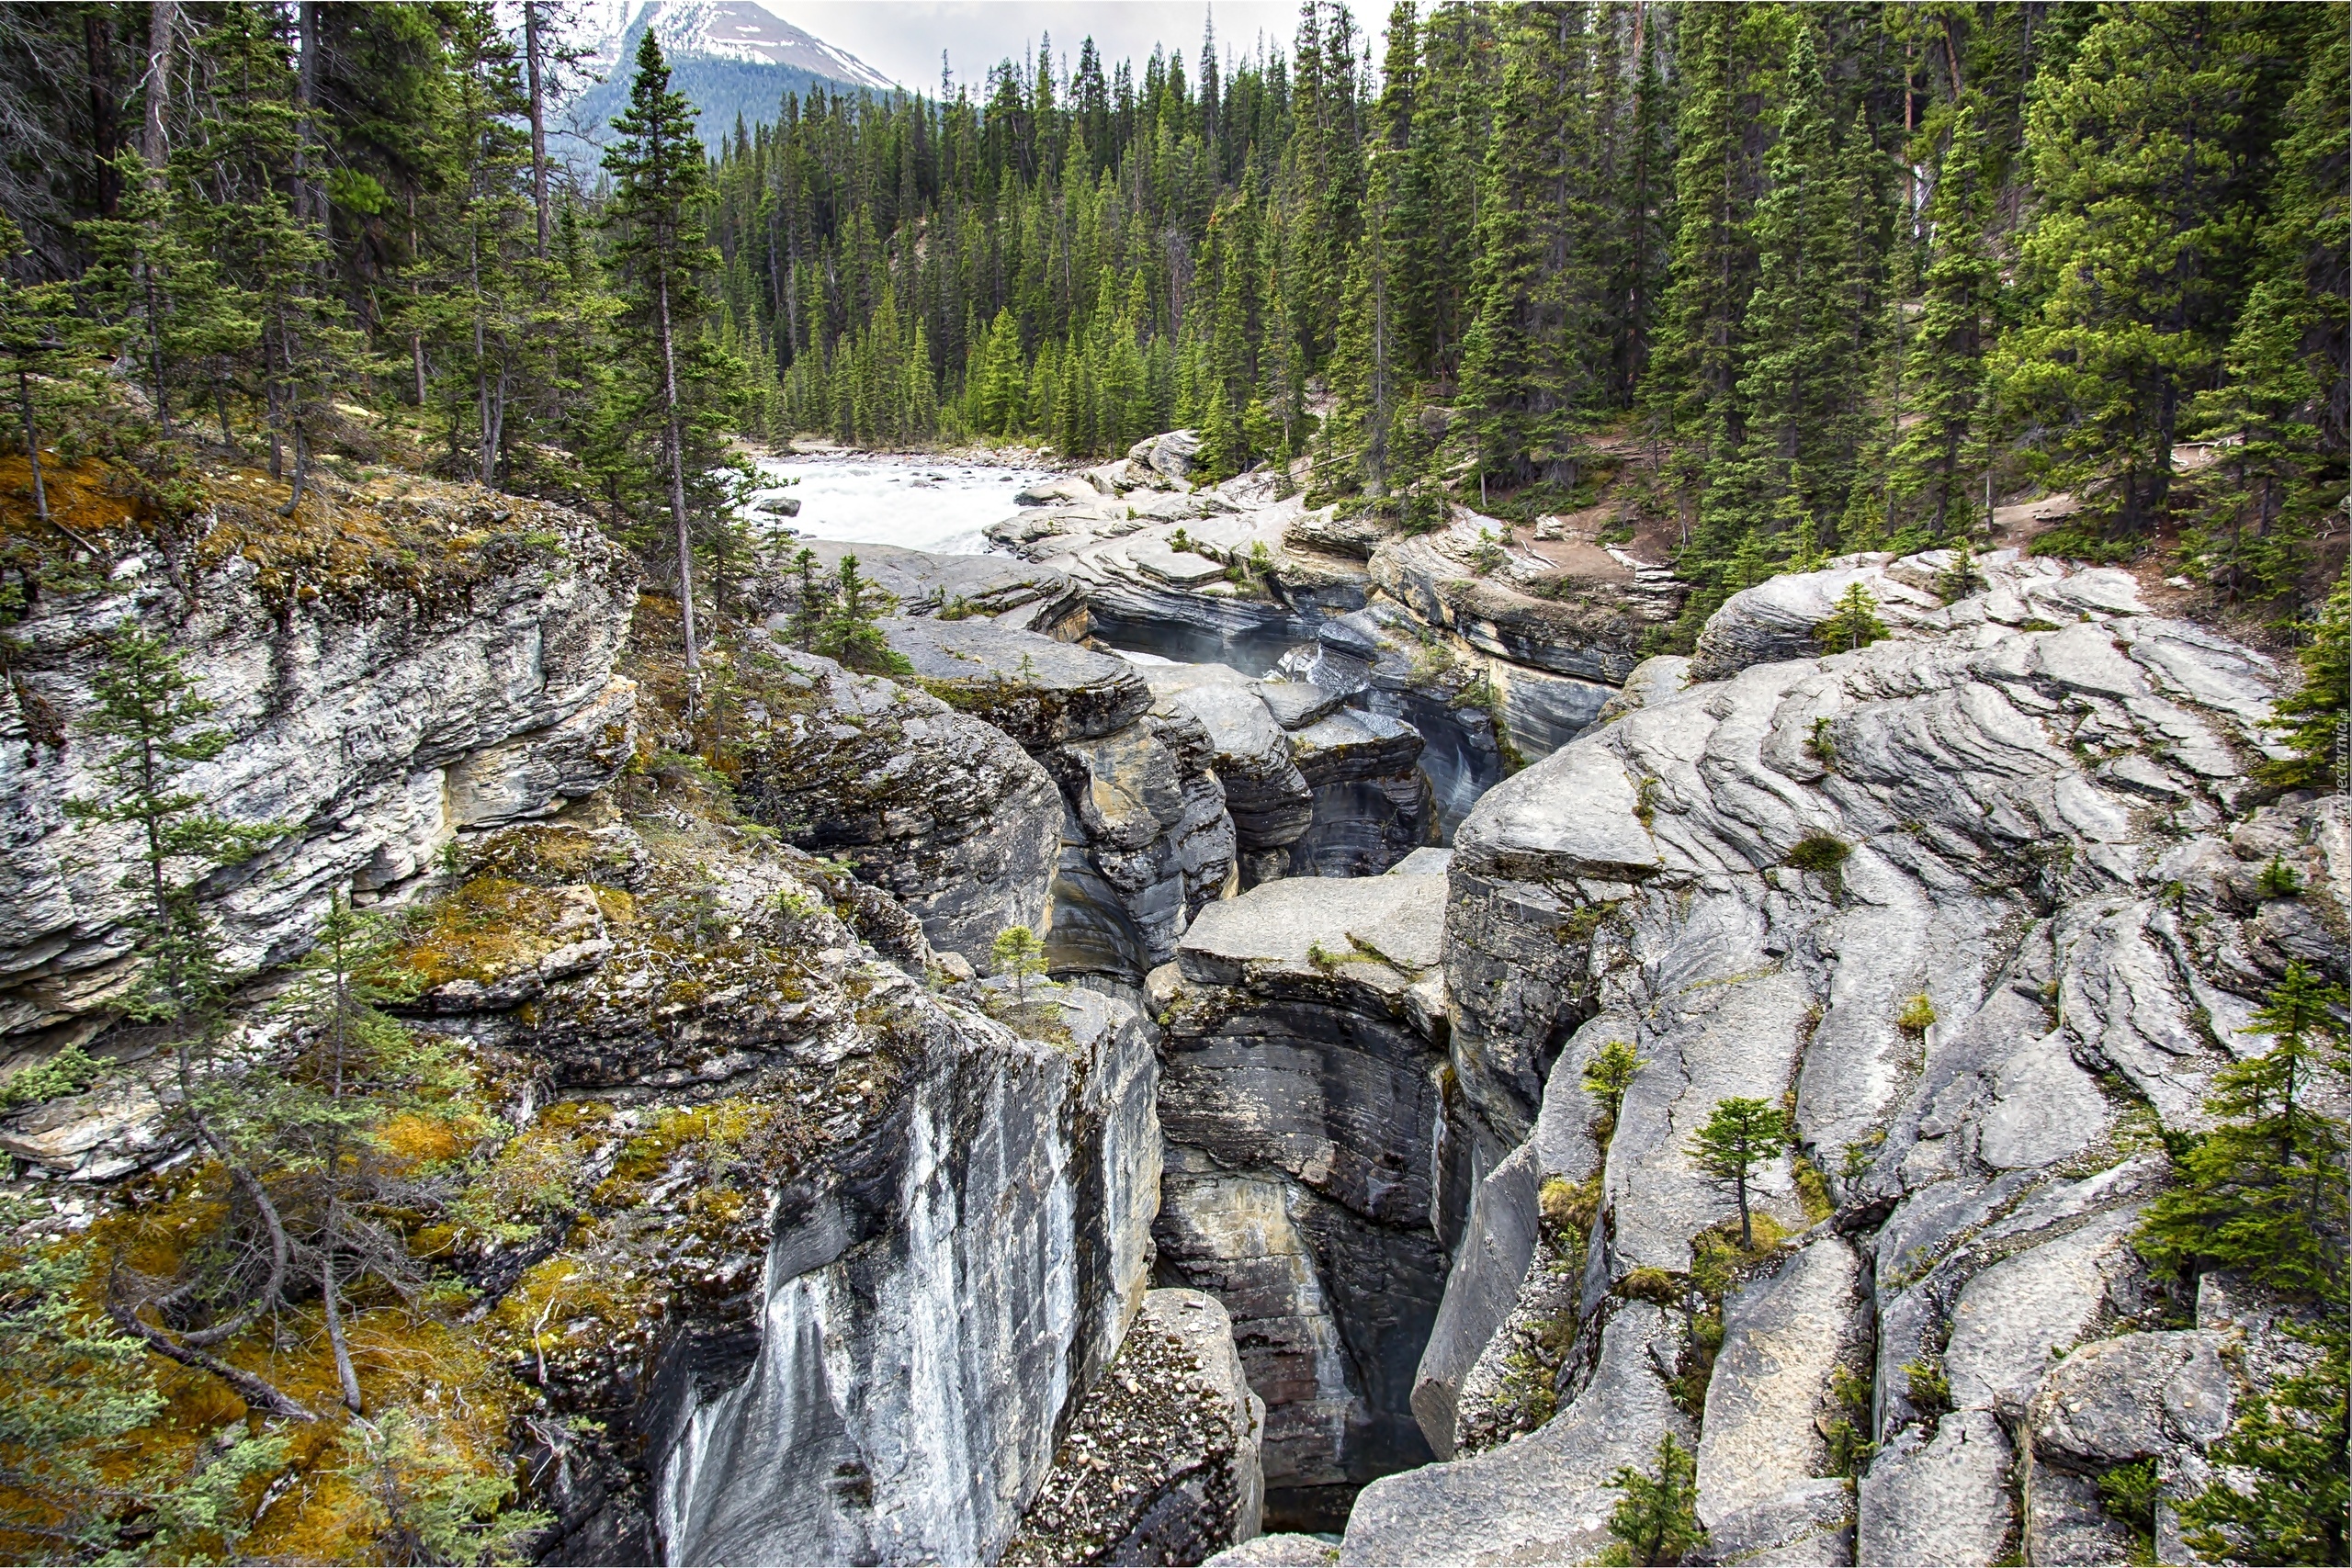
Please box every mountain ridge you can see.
[561,0,895,152]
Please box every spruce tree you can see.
[1890,105,1998,542]
[1688,1096,1791,1249]
[603,31,739,695]
[1999,6,2292,542]
[62,628,309,1421]
[1458,3,1605,494]
[1719,26,1867,560]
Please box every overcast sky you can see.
[774,3,1332,93]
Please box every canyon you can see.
[1,434,2341,1566]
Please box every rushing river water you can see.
[751,453,1059,555]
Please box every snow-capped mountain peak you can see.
[592,1,897,92]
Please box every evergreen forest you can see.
[1,1,2345,649]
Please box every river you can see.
[750,452,1060,555]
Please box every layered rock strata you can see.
[1143,662,1433,883]
[1006,1288,1266,1566]
[1345,549,2345,1565]
[760,537,1087,637]
[1147,868,1453,1529]
[727,642,1062,970]
[986,436,1371,673]
[0,485,639,1062]
[376,819,1160,1566]
[881,615,1235,980]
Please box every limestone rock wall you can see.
[372,814,1160,1567]
[878,615,1237,980]
[651,979,1161,1566]
[0,490,639,1061]
[1146,869,1454,1528]
[728,644,1062,970]
[1349,549,2346,1566]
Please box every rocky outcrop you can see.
[1341,548,2342,1566]
[371,819,1160,1567]
[0,484,639,1064]
[1147,871,1453,1529]
[728,642,1062,971]
[1367,508,1679,686]
[1341,1303,1693,1567]
[760,538,1086,637]
[880,616,1235,980]
[986,459,1370,673]
[1006,1288,1266,1566]
[1144,663,1432,883]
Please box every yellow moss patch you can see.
[379,1111,468,1168]
[390,876,576,990]
[0,454,161,551]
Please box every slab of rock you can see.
[0,482,638,1045]
[1339,1303,1691,1567]
[1856,1410,2015,1567]
[1940,1207,2143,1420]
[1148,671,1316,855]
[1697,1236,1864,1529]
[760,538,1084,637]
[1005,1289,1265,1567]
[1286,710,1434,877]
[2023,1331,2233,1468]
[1251,679,1349,730]
[883,617,1151,746]
[1203,1534,1339,1567]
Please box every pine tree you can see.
[2259,570,2348,792]
[1458,3,1605,493]
[1604,1433,1708,1566]
[1999,5,2294,543]
[1687,1096,1790,1249]
[603,31,737,694]
[2136,963,2349,1302]
[61,627,309,1421]
[1718,25,1870,560]
[1890,104,1997,542]
[2178,1325,2348,1566]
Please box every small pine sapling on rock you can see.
[1582,1040,1648,1137]
[1688,1096,1792,1250]
[1815,581,1888,653]
[990,924,1047,1007]
[1601,1433,1707,1566]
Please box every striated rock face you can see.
[0,487,638,1061]
[1287,708,1434,877]
[1145,663,1432,883]
[651,976,1160,1566]
[878,616,1235,981]
[1343,548,2345,1566]
[1006,1288,1266,1567]
[1147,872,1453,1528]
[1366,511,1678,686]
[986,463,1370,674]
[387,817,1160,1568]
[728,643,1061,970]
